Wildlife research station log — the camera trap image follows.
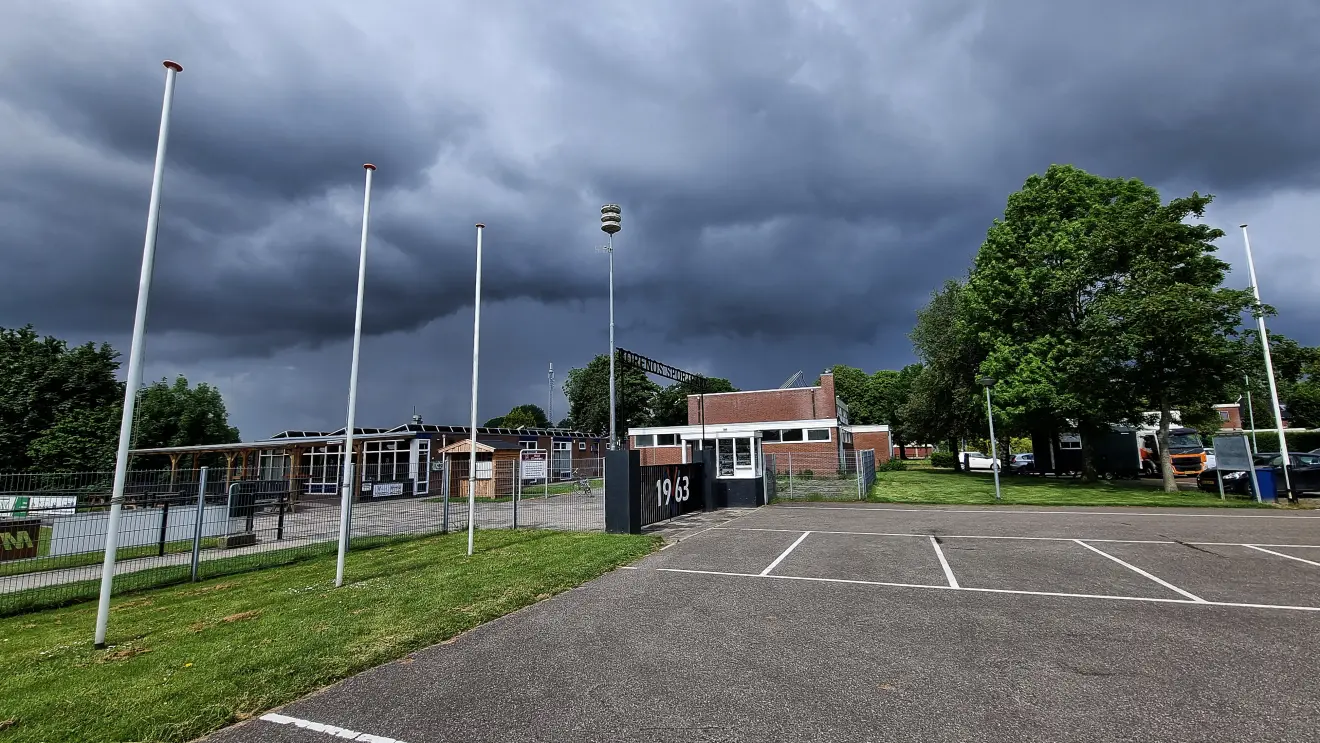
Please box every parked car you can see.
[960,452,997,470]
[1197,452,1320,496]
[1009,453,1035,474]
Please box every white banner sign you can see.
[371,482,405,498]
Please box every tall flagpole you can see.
[335,163,376,587]
[1240,224,1293,502]
[467,224,485,556]
[94,60,183,648]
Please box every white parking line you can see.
[1072,540,1206,602]
[773,505,1320,520]
[260,713,406,742]
[1244,545,1320,567]
[648,568,1320,613]
[713,526,1320,550]
[929,537,960,588]
[760,531,811,576]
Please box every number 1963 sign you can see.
[639,463,704,527]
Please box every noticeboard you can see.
[520,450,548,480]
[1212,435,1254,471]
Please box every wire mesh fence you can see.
[0,457,605,616]
[766,450,876,501]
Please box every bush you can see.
[799,469,814,480]
[1249,430,1320,453]
[929,451,958,468]
[877,458,907,472]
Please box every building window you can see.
[656,433,678,446]
[305,445,343,495]
[781,429,804,442]
[717,438,735,477]
[259,450,289,480]
[1219,410,1231,422]
[634,434,655,448]
[807,428,830,442]
[761,430,781,442]
[363,440,410,482]
[1060,439,1082,450]
[520,440,540,450]
[579,441,586,450]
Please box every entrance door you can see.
[552,441,571,480]
[716,436,760,479]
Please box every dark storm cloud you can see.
[2,0,1319,435]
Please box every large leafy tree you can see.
[871,364,922,458]
[901,281,986,466]
[1232,333,1320,430]
[132,376,241,450]
[1083,191,1256,492]
[651,377,737,427]
[485,404,551,429]
[825,365,874,423]
[963,165,1155,478]
[563,353,660,441]
[0,326,121,471]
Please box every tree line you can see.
[890,165,1319,492]
[1,326,241,472]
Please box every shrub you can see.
[799,469,814,480]
[929,451,958,468]
[877,458,907,472]
[1248,430,1320,453]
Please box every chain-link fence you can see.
[766,450,876,501]
[0,458,605,616]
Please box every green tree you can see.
[1082,190,1256,492]
[901,281,986,468]
[651,377,737,426]
[132,376,241,450]
[871,364,922,458]
[563,353,660,442]
[964,165,1157,479]
[0,326,121,471]
[27,405,121,471]
[500,404,550,429]
[1233,333,1320,430]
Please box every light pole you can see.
[600,205,621,449]
[334,163,376,588]
[1240,224,1293,503]
[548,362,554,430]
[1244,376,1258,453]
[467,224,486,556]
[978,376,1002,502]
[94,60,183,648]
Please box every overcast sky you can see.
[1,0,1317,440]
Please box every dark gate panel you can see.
[638,463,705,527]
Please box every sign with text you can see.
[520,450,548,481]
[371,482,405,498]
[639,463,704,527]
[1212,435,1254,471]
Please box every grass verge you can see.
[1,532,220,579]
[866,469,1267,508]
[0,528,657,743]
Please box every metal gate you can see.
[638,463,705,527]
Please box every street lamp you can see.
[600,204,621,450]
[978,376,1003,502]
[1240,224,1294,503]
[94,60,183,648]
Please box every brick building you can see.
[627,372,890,475]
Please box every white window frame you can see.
[519,440,540,450]
[806,428,831,442]
[578,441,586,450]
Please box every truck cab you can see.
[1140,427,1206,476]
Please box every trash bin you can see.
[1251,467,1277,502]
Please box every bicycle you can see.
[571,470,593,496]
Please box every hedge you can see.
[1237,430,1320,453]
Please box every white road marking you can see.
[713,526,1320,550]
[759,531,811,576]
[617,565,639,570]
[773,504,1320,520]
[929,536,960,589]
[1072,540,1205,602]
[259,713,406,742]
[648,568,1320,613]
[1244,545,1320,567]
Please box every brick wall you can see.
[688,373,839,425]
[637,446,685,466]
[852,430,891,464]
[1215,405,1243,430]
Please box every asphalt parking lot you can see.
[207,503,1320,743]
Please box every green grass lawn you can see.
[868,469,1268,508]
[420,478,602,503]
[0,529,657,743]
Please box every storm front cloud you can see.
[2,0,1317,438]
